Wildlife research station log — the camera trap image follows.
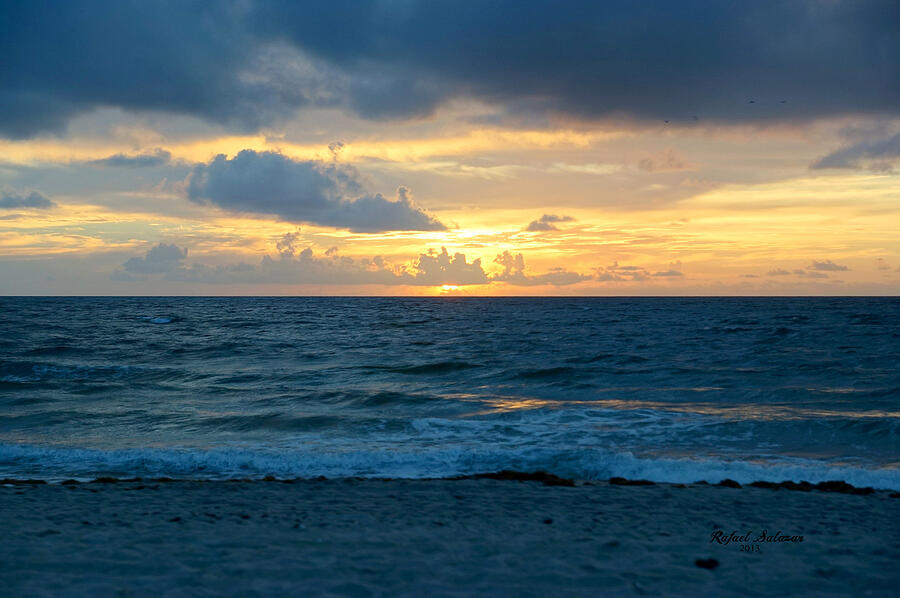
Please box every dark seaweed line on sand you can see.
[2,472,898,497]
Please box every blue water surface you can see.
[1,297,898,487]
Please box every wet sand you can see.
[2,477,898,596]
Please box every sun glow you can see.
[440,284,460,292]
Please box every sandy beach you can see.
[2,476,898,597]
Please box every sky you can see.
[1,0,899,295]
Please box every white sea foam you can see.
[1,442,897,489]
[137,316,173,324]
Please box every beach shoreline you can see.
[3,476,898,596]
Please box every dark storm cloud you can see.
[0,1,259,138]
[0,191,56,209]
[2,1,897,138]
[255,0,900,124]
[89,149,172,168]
[186,150,445,232]
[526,214,575,232]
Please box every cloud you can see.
[121,243,188,275]
[492,251,589,286]
[275,229,303,258]
[809,260,849,272]
[637,150,693,173]
[810,132,900,170]
[549,163,620,176]
[113,241,603,288]
[233,1,900,125]
[593,260,685,282]
[0,191,56,210]
[651,269,683,277]
[114,241,398,284]
[526,214,575,232]
[761,263,847,279]
[412,247,488,285]
[650,261,684,277]
[0,3,317,138]
[187,150,445,232]
[89,149,172,168]
[2,1,898,138]
[115,243,487,286]
[593,263,640,282]
[793,269,829,279]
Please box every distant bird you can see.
[664,119,670,123]
[779,100,787,104]
[749,100,756,103]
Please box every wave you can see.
[364,361,481,375]
[196,413,346,432]
[23,345,82,356]
[0,360,195,387]
[1,442,897,489]
[0,361,140,384]
[516,366,578,380]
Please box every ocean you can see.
[1,297,898,488]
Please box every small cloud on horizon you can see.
[526,214,575,232]
[767,269,792,277]
[809,260,849,272]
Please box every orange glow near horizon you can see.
[0,127,617,166]
[1,108,899,295]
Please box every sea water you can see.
[1,297,898,488]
